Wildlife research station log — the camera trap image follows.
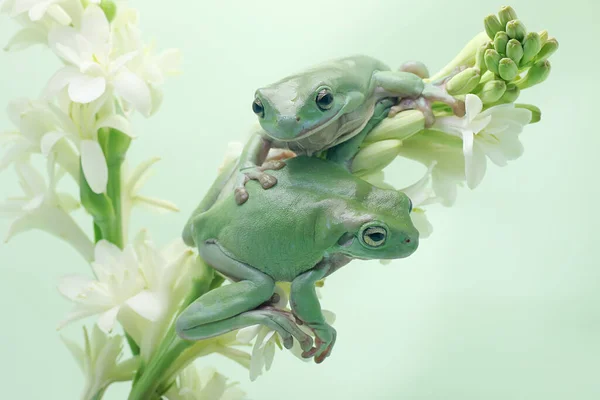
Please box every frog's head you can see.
[335,191,419,260]
[252,73,362,141]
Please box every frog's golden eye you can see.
[316,88,334,111]
[252,98,265,118]
[362,226,387,247]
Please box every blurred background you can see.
[0,0,598,399]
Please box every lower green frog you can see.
[177,156,419,363]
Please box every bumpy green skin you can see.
[177,156,419,362]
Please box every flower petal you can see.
[97,306,120,333]
[465,94,483,122]
[80,139,108,193]
[40,131,66,156]
[28,0,52,21]
[46,3,71,25]
[80,5,110,51]
[94,115,134,137]
[57,274,93,300]
[125,290,163,321]
[465,143,487,189]
[4,27,47,51]
[68,75,106,104]
[236,325,260,344]
[113,70,152,116]
[410,209,433,238]
[43,66,80,99]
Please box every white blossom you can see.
[165,365,246,400]
[62,324,139,400]
[432,94,532,189]
[0,160,93,260]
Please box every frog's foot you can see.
[257,306,314,352]
[388,89,465,128]
[399,61,430,79]
[265,149,296,163]
[299,323,337,364]
[234,160,287,205]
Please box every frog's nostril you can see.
[404,238,411,244]
[296,116,301,122]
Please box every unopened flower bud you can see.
[446,67,481,95]
[494,31,509,55]
[498,6,518,28]
[521,32,542,66]
[516,60,551,89]
[484,49,501,75]
[100,0,117,22]
[501,83,520,103]
[479,80,506,104]
[515,103,541,124]
[352,140,403,176]
[484,14,504,39]
[506,20,526,42]
[498,58,518,81]
[506,39,524,65]
[535,38,558,62]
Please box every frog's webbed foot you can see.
[256,305,314,352]
[298,322,337,364]
[234,160,287,205]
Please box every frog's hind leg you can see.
[178,307,313,352]
[175,241,276,338]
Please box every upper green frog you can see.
[233,55,464,204]
[177,155,419,363]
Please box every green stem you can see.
[105,160,124,248]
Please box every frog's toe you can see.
[234,187,249,205]
[258,174,277,189]
[260,160,286,171]
[399,61,430,79]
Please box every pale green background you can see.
[0,1,598,399]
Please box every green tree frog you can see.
[234,55,464,204]
[177,155,419,363]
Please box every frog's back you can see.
[195,157,397,281]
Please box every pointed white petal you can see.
[80,140,108,193]
[94,240,122,265]
[4,28,47,51]
[236,325,261,344]
[68,75,106,104]
[113,70,152,116]
[28,0,52,20]
[108,51,138,74]
[465,94,483,122]
[60,335,86,371]
[410,209,433,238]
[80,5,110,51]
[57,274,93,300]
[465,144,487,189]
[40,131,66,156]
[97,306,120,333]
[125,290,163,321]
[46,3,71,25]
[94,115,134,137]
[43,66,80,99]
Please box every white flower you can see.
[433,94,532,189]
[57,237,163,333]
[165,364,246,400]
[61,325,139,400]
[45,5,153,115]
[0,160,94,260]
[236,283,336,381]
[121,157,179,238]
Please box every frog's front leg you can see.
[289,260,336,364]
[233,133,286,205]
[373,70,465,127]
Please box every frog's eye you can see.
[252,98,265,118]
[362,226,387,247]
[316,88,334,111]
[408,198,413,213]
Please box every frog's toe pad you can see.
[234,187,249,205]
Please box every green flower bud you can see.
[506,39,524,65]
[521,32,542,66]
[100,0,117,22]
[484,49,501,75]
[498,6,518,28]
[516,60,551,89]
[501,83,520,103]
[498,58,518,81]
[484,14,504,39]
[479,80,506,104]
[506,20,526,42]
[352,140,403,176]
[493,31,509,55]
[515,103,541,123]
[476,42,492,72]
[365,110,424,143]
[446,67,481,95]
[535,38,558,62]
[538,30,549,45]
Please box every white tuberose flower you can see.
[57,238,163,333]
[62,325,139,400]
[46,5,152,115]
[0,160,93,260]
[165,365,246,400]
[433,94,532,189]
